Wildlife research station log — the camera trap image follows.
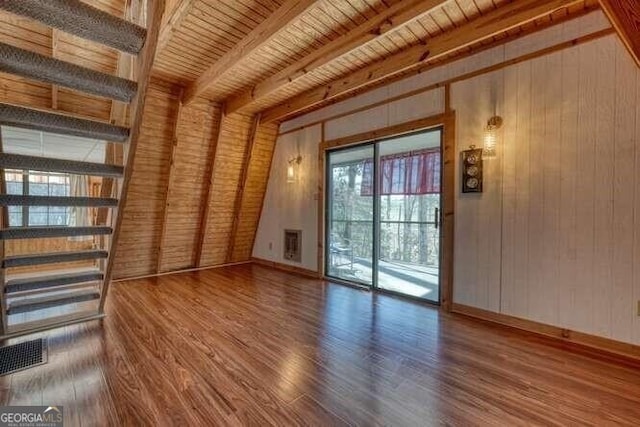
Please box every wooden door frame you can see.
[318,111,456,311]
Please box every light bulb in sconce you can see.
[286,163,296,183]
[287,155,302,183]
[483,116,503,159]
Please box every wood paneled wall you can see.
[113,79,180,278]
[157,100,221,273]
[198,112,254,267]
[454,34,640,345]
[110,81,278,278]
[229,121,278,262]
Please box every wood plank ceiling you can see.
[598,0,640,67]
[152,0,602,120]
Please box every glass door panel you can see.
[326,145,374,286]
[376,130,442,302]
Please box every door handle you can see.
[434,207,439,229]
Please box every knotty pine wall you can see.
[198,112,254,267]
[157,100,221,273]
[112,79,277,278]
[255,11,640,346]
[113,79,180,278]
[229,121,279,262]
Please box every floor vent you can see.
[0,338,48,376]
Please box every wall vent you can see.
[284,229,302,262]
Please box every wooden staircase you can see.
[0,0,165,339]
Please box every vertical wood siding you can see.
[453,35,640,345]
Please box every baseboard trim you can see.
[251,257,320,279]
[113,261,252,282]
[452,303,640,364]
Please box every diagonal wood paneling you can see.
[226,0,451,114]
[108,84,274,278]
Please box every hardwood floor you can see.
[1,264,640,426]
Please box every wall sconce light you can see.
[287,155,302,183]
[483,116,503,159]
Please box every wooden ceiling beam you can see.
[182,0,319,105]
[261,0,582,123]
[598,0,640,67]
[226,0,449,114]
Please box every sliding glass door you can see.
[376,132,441,302]
[325,128,442,303]
[326,145,374,286]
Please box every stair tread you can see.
[7,289,101,315]
[5,249,108,260]
[3,250,108,268]
[0,42,137,102]
[6,267,102,286]
[0,0,147,55]
[6,268,102,290]
[0,195,118,207]
[0,103,129,142]
[5,267,100,280]
[0,226,112,240]
[0,153,124,177]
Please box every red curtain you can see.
[361,148,440,196]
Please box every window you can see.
[5,170,70,227]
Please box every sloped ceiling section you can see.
[151,0,602,121]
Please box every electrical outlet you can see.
[268,242,273,251]
[637,301,640,317]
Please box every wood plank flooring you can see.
[1,264,640,426]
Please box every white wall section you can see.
[253,125,321,272]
